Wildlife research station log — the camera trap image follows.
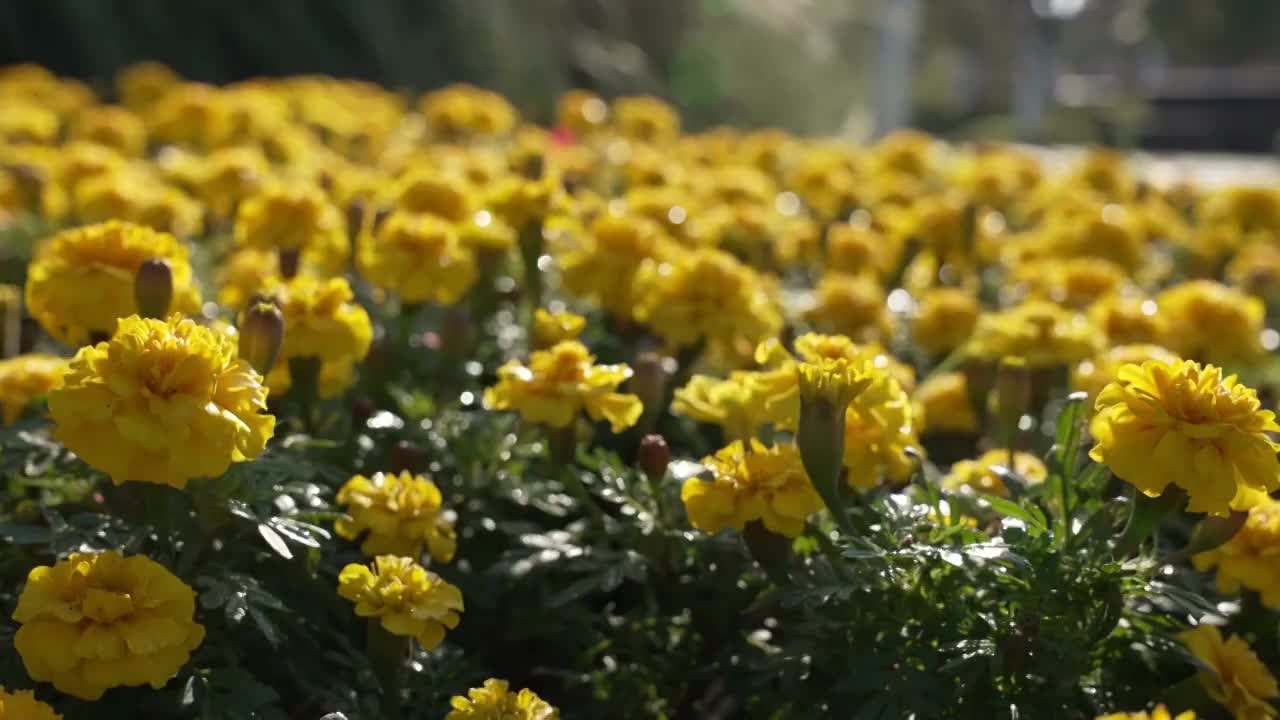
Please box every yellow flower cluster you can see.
[265,275,373,398]
[447,678,559,720]
[12,551,205,700]
[1180,624,1278,720]
[1193,496,1280,608]
[25,221,201,346]
[484,340,643,433]
[0,688,62,720]
[48,315,274,488]
[1096,707,1195,720]
[1089,359,1279,516]
[942,449,1048,498]
[337,555,464,650]
[0,353,64,424]
[335,471,457,562]
[681,440,824,538]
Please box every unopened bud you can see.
[277,248,301,280]
[631,352,671,433]
[134,258,173,319]
[238,301,285,375]
[638,434,670,481]
[995,356,1031,430]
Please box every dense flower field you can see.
[0,62,1279,719]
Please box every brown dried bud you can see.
[134,258,173,319]
[638,434,671,481]
[238,301,285,375]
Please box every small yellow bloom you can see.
[1072,344,1180,407]
[559,213,674,320]
[71,105,147,156]
[672,372,772,442]
[447,678,559,720]
[1156,280,1265,366]
[1012,257,1130,310]
[484,340,643,433]
[215,248,283,310]
[1180,624,1278,720]
[267,275,372,398]
[337,555,463,650]
[557,89,608,135]
[0,354,64,424]
[967,300,1100,368]
[1089,359,1280,516]
[189,145,271,219]
[25,220,202,346]
[12,551,205,700]
[1095,705,1195,720]
[1227,240,1280,299]
[336,471,457,562]
[117,61,180,110]
[48,315,275,488]
[358,211,476,305]
[0,687,62,719]
[1193,496,1280,608]
[912,288,980,357]
[914,371,978,434]
[805,273,893,345]
[385,169,475,222]
[633,248,783,363]
[1087,295,1169,347]
[942,449,1048,497]
[234,183,349,274]
[533,308,586,347]
[421,84,516,139]
[144,82,233,151]
[826,222,898,278]
[612,96,680,144]
[681,440,823,538]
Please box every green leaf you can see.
[0,522,50,545]
[257,523,293,560]
[1054,391,1089,469]
[980,495,1049,535]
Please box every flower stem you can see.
[366,619,408,719]
[548,423,605,531]
[289,356,322,435]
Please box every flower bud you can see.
[630,352,670,431]
[796,359,868,533]
[277,247,301,280]
[638,434,670,482]
[995,355,1031,430]
[133,258,173,319]
[238,300,285,375]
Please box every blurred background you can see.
[3,0,1280,152]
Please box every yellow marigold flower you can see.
[0,354,64,424]
[914,371,978,434]
[913,288,980,357]
[145,82,232,151]
[826,222,897,278]
[841,368,921,490]
[1095,705,1195,720]
[484,340,642,432]
[1087,295,1169,347]
[559,213,674,320]
[942,449,1048,497]
[421,84,517,139]
[612,96,680,144]
[337,555,463,650]
[1180,624,1278,720]
[1196,186,1280,259]
[1157,280,1266,366]
[1193,496,1280,608]
[1032,203,1147,273]
[672,372,772,442]
[267,275,372,398]
[25,220,201,346]
[234,183,349,273]
[967,300,1100,368]
[386,169,475,222]
[1089,359,1280,516]
[117,61,180,110]
[12,551,205,700]
[681,440,823,538]
[533,308,586,347]
[0,687,62,719]
[71,105,147,156]
[358,211,476,305]
[215,248,283,310]
[1227,240,1280,299]
[557,89,609,135]
[805,273,893,345]
[634,248,783,362]
[189,145,271,219]
[336,471,457,562]
[447,678,559,720]
[1072,344,1180,407]
[1013,257,1130,309]
[48,315,274,487]
[0,100,59,144]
